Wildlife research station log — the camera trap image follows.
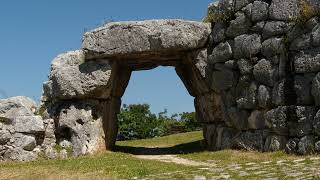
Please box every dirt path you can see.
[134,155,215,167]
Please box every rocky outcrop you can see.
[0,97,44,161]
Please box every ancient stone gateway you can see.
[41,20,217,155]
[39,0,320,157]
[1,0,320,161]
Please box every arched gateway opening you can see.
[81,20,217,150]
[102,48,210,149]
[42,20,220,155]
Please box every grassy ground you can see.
[0,131,319,179]
[0,151,196,179]
[117,131,203,148]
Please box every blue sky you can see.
[0,0,212,114]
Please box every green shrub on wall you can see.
[292,0,320,25]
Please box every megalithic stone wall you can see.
[204,0,320,154]
[3,0,320,162]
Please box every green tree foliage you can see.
[117,104,161,140]
[117,104,202,140]
[179,112,202,132]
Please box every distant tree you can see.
[117,104,201,140]
[117,104,161,140]
[179,112,201,132]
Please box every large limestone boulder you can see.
[0,97,44,161]
[82,19,211,59]
[53,101,105,156]
[0,96,37,118]
[269,0,300,21]
[43,50,112,100]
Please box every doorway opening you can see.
[114,66,204,155]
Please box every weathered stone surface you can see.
[13,134,36,151]
[42,119,56,148]
[216,0,235,15]
[290,33,311,51]
[265,107,288,135]
[294,48,320,73]
[46,50,112,100]
[298,136,315,155]
[251,21,265,32]
[209,42,233,64]
[226,12,251,38]
[232,131,264,151]
[285,138,300,154]
[0,96,44,161]
[203,124,217,150]
[225,60,238,69]
[215,127,239,150]
[224,107,249,130]
[195,93,223,123]
[278,53,288,78]
[211,68,238,92]
[294,74,314,105]
[242,3,253,18]
[3,148,38,162]
[248,110,266,129]
[55,101,105,156]
[251,1,269,22]
[258,85,271,108]
[44,146,58,159]
[221,88,237,107]
[316,141,320,152]
[253,59,278,87]
[83,20,211,59]
[0,96,37,119]
[13,116,44,134]
[234,34,262,58]
[195,49,208,78]
[312,25,320,47]
[236,82,257,109]
[288,106,317,137]
[313,109,320,136]
[269,0,300,21]
[235,0,252,11]
[272,79,287,106]
[262,37,286,58]
[305,17,319,31]
[0,130,12,145]
[264,135,287,152]
[312,72,320,105]
[211,22,227,45]
[262,21,290,39]
[287,25,305,43]
[59,140,72,149]
[237,58,253,75]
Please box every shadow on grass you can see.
[114,140,205,155]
